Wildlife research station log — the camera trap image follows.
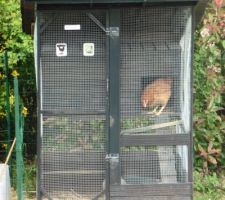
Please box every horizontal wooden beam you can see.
[27,0,198,4]
[42,169,104,175]
[111,196,191,200]
[120,133,190,146]
[110,183,192,197]
[41,109,105,115]
[121,120,182,135]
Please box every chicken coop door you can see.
[37,5,193,200]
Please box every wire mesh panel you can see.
[37,4,193,200]
[120,5,192,195]
[120,6,192,130]
[40,10,106,112]
[39,9,107,200]
[121,145,188,184]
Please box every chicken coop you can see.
[21,0,206,199]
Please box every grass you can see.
[194,192,225,200]
[9,161,225,200]
[23,163,225,196]
[193,171,225,200]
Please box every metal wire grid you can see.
[120,7,192,133]
[120,6,191,185]
[38,6,192,199]
[40,10,107,200]
[40,10,106,112]
[120,145,188,184]
[41,116,106,199]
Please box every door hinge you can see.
[105,153,119,161]
[107,27,120,37]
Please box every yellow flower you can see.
[11,70,19,77]
[0,112,6,118]
[0,72,5,79]
[22,107,28,117]
[10,95,14,105]
[2,143,7,149]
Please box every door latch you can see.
[105,153,119,161]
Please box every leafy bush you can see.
[194,171,225,200]
[0,0,33,66]
[194,0,225,173]
[0,0,36,157]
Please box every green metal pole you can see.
[19,108,24,198]
[3,51,11,155]
[14,76,23,200]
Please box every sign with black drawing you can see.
[56,43,67,57]
[83,43,94,56]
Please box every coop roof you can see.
[24,0,198,2]
[21,0,208,34]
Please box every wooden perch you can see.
[5,138,16,164]
[121,120,182,135]
[42,169,104,175]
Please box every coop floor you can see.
[11,189,105,200]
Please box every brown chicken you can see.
[141,78,172,116]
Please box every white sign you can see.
[56,43,67,57]
[64,24,81,30]
[83,43,95,56]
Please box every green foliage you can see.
[0,0,36,156]
[11,159,36,197]
[194,0,225,173]
[42,117,106,151]
[0,0,33,66]
[194,171,225,200]
[121,117,153,130]
[24,160,36,193]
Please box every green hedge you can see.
[194,0,225,173]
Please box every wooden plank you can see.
[111,196,191,200]
[121,120,182,135]
[41,109,105,116]
[42,169,104,175]
[120,134,190,146]
[30,0,198,3]
[110,183,192,197]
